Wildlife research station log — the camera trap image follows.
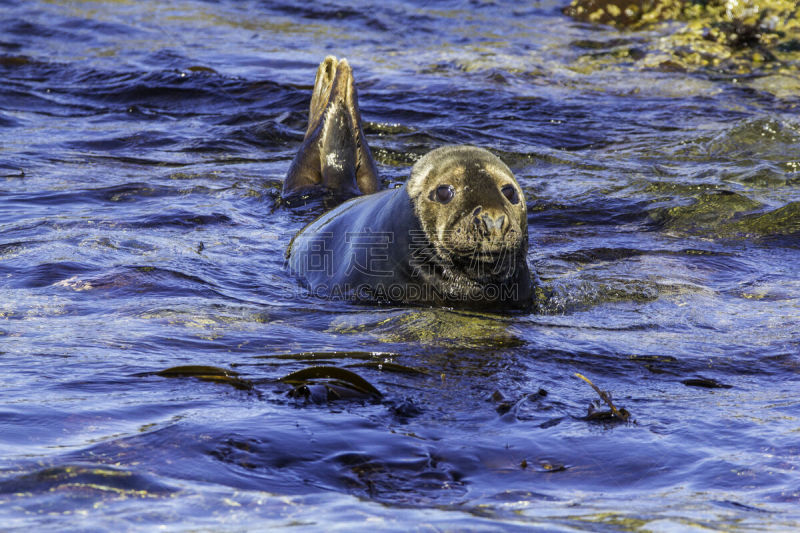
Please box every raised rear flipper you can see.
[282,56,379,199]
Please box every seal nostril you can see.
[472,206,482,216]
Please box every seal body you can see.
[287,146,533,309]
[282,56,379,199]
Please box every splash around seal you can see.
[287,145,534,310]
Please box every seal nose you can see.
[474,211,507,237]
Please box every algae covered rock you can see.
[563,0,681,28]
[564,0,800,77]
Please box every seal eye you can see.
[432,185,455,204]
[501,184,519,204]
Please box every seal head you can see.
[406,145,528,289]
[282,56,380,199]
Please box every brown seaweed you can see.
[682,376,732,389]
[575,373,631,422]
[146,365,255,390]
[279,365,382,400]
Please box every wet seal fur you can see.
[282,56,379,200]
[287,145,534,309]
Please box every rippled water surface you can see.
[2,1,799,530]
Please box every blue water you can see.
[1,1,799,530]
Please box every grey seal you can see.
[282,56,379,199]
[287,145,533,309]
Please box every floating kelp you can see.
[279,365,382,402]
[575,373,632,422]
[346,361,429,375]
[144,365,254,390]
[682,376,733,388]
